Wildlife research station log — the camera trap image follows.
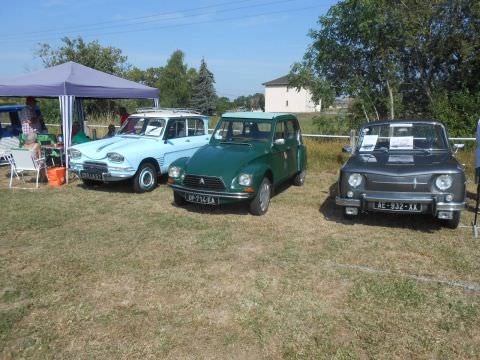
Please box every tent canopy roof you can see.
[0,61,158,99]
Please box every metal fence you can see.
[1,122,476,142]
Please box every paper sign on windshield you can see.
[359,135,378,151]
[390,136,413,150]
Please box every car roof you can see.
[0,105,27,113]
[131,111,205,118]
[221,112,295,120]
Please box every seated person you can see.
[23,131,41,159]
[103,124,116,138]
[72,129,91,144]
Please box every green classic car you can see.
[167,112,307,215]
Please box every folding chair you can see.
[9,148,46,189]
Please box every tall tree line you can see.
[290,0,480,136]
[36,37,218,115]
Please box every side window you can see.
[285,119,299,140]
[187,118,205,136]
[285,120,294,139]
[274,121,285,140]
[165,119,187,139]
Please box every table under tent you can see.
[0,61,159,182]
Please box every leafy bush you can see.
[430,90,480,138]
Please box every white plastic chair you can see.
[9,148,46,189]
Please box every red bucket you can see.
[47,167,66,186]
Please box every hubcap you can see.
[139,168,154,189]
[259,182,270,212]
[299,171,306,184]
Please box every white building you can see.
[263,75,321,113]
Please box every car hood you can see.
[71,135,157,160]
[344,151,462,175]
[185,142,268,179]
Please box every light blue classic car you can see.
[68,109,210,192]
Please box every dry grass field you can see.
[1,140,479,359]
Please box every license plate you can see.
[373,201,421,212]
[80,170,103,181]
[185,192,218,205]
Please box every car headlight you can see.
[348,173,363,188]
[238,173,253,186]
[107,152,124,162]
[435,174,453,191]
[68,149,81,159]
[168,166,181,178]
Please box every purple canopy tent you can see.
[0,61,159,182]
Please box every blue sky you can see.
[0,0,337,99]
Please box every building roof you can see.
[222,112,292,120]
[262,75,289,86]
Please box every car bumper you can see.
[169,183,254,204]
[70,163,136,182]
[336,191,465,215]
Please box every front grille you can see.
[183,174,225,190]
[365,174,431,192]
[83,161,108,172]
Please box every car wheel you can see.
[249,177,271,216]
[293,169,306,186]
[444,211,461,229]
[173,191,187,206]
[133,162,157,193]
[82,179,100,188]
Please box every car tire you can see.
[249,177,271,216]
[444,211,461,229]
[293,169,306,186]
[133,162,157,193]
[82,179,100,187]
[173,191,187,206]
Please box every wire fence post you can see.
[350,129,356,149]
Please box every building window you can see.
[285,100,288,107]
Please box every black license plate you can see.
[373,201,421,212]
[185,192,218,205]
[80,170,103,181]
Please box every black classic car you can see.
[336,120,466,228]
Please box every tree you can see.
[216,97,233,115]
[158,50,192,108]
[36,36,129,76]
[35,36,131,116]
[233,93,265,111]
[190,59,217,115]
[293,0,480,135]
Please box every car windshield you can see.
[357,123,448,152]
[119,117,166,136]
[212,119,272,143]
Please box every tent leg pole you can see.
[474,183,480,238]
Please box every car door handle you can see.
[185,139,190,142]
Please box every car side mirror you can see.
[342,145,353,154]
[274,138,285,146]
[453,143,464,153]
